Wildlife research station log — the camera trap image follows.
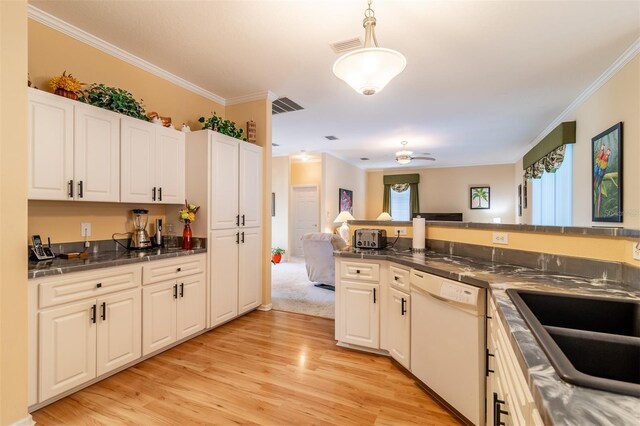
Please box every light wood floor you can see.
[33,310,461,425]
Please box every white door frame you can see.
[289,185,320,258]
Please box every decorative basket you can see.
[54,88,79,101]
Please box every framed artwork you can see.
[518,184,523,217]
[470,186,490,209]
[523,179,528,209]
[271,193,275,217]
[592,122,623,222]
[339,188,353,214]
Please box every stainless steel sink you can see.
[506,289,640,397]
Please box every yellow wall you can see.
[366,164,516,223]
[291,161,321,186]
[321,153,366,232]
[0,1,29,423]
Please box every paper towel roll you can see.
[412,217,426,251]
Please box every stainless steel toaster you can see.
[354,229,387,249]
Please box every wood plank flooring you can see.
[32,310,462,425]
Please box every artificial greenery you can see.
[79,84,148,121]
[271,247,286,255]
[199,112,245,140]
[49,71,83,94]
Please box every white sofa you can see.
[301,233,347,288]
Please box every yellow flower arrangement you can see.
[178,200,200,224]
[49,71,83,94]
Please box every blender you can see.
[131,209,152,249]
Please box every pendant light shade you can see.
[333,0,406,95]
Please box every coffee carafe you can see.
[131,209,152,249]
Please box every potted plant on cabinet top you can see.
[271,247,285,264]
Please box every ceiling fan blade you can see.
[411,156,436,161]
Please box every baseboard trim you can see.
[336,341,389,356]
[9,414,35,426]
[257,303,272,311]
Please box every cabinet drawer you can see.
[389,265,410,293]
[142,254,205,285]
[340,261,380,282]
[38,265,141,309]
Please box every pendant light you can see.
[333,0,406,95]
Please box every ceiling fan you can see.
[395,141,435,165]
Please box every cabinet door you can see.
[28,89,74,200]
[210,134,239,230]
[340,281,380,349]
[142,280,176,356]
[238,227,262,314]
[39,299,97,401]
[156,127,185,204]
[210,229,239,327]
[387,288,411,369]
[121,118,156,203]
[239,143,263,228]
[96,289,141,376]
[74,104,120,202]
[176,273,206,340]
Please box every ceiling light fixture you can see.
[333,0,406,96]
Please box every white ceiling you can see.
[30,0,640,170]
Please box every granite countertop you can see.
[335,248,640,425]
[28,247,207,279]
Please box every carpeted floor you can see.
[271,257,335,319]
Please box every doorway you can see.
[290,185,319,257]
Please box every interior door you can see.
[209,229,239,327]
[291,186,319,256]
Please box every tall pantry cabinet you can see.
[183,130,263,328]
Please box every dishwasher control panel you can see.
[439,281,478,305]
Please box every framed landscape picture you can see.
[339,188,353,214]
[470,186,490,209]
[592,122,623,223]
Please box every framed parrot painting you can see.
[592,122,623,222]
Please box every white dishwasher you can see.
[410,269,486,426]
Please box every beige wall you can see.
[0,1,29,423]
[290,161,321,186]
[271,156,290,255]
[568,56,639,228]
[366,164,516,223]
[321,153,366,232]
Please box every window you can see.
[532,144,572,226]
[390,186,411,221]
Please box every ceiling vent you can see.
[272,143,280,147]
[330,37,362,54]
[272,97,304,115]
[360,157,370,161]
[325,136,339,141]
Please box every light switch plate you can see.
[81,223,91,237]
[633,243,640,260]
[492,232,509,245]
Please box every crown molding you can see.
[226,90,279,106]
[28,5,228,106]
[517,36,640,161]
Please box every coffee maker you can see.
[131,209,152,249]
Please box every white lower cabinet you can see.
[340,280,380,348]
[386,287,411,369]
[210,228,262,327]
[487,296,544,426]
[38,288,141,402]
[142,272,206,356]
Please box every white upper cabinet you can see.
[239,143,263,228]
[74,104,121,202]
[28,89,121,202]
[28,89,75,200]
[210,134,240,230]
[120,117,185,204]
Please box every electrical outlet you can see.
[81,223,91,237]
[492,232,509,245]
[633,243,640,260]
[395,227,407,236]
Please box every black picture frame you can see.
[470,186,490,209]
[518,184,523,217]
[271,192,275,217]
[339,188,353,214]
[592,122,623,223]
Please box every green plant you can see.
[271,247,285,255]
[198,112,245,139]
[79,84,148,121]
